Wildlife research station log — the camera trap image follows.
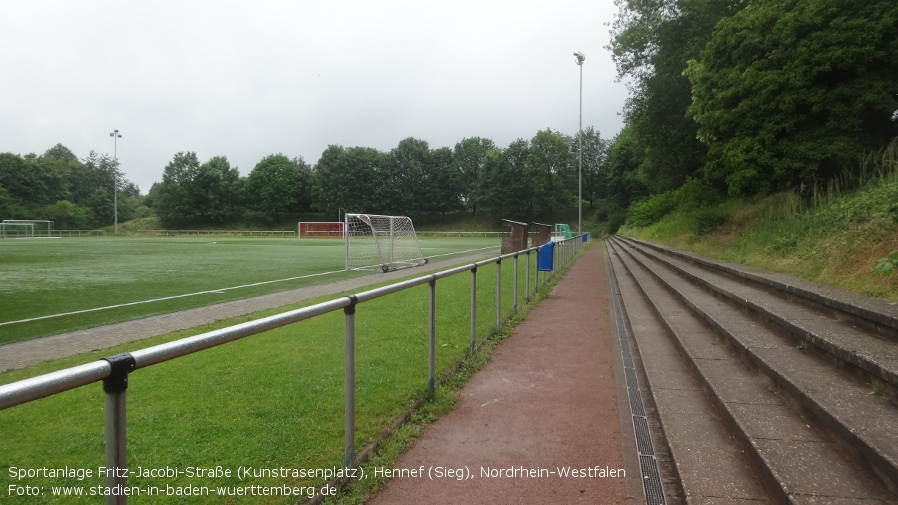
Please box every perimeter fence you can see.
[0,235,587,504]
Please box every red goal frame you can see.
[298,221,345,239]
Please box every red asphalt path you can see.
[366,244,634,505]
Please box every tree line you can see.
[0,145,143,229]
[1,129,610,230]
[601,0,898,231]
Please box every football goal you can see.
[344,214,427,272]
[0,222,33,239]
[298,221,345,239]
[1,220,53,239]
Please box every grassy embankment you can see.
[620,141,898,302]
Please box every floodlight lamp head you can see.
[574,51,585,65]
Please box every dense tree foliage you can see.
[609,0,740,194]
[245,154,312,223]
[685,0,898,195]
[4,129,617,230]
[312,145,388,219]
[606,0,898,229]
[0,144,142,229]
[453,137,496,216]
[479,139,537,221]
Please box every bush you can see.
[605,209,628,235]
[626,191,679,227]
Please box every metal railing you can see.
[0,235,586,504]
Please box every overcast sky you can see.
[1,0,628,194]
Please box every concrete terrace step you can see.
[623,237,898,337]
[607,237,898,504]
[606,241,770,504]
[615,236,898,392]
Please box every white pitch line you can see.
[424,245,499,260]
[0,245,501,328]
[0,269,346,327]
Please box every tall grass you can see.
[626,139,898,301]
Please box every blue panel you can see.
[537,241,554,271]
[582,233,589,243]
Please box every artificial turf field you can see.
[0,236,501,345]
[0,233,561,504]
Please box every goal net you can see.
[298,221,344,239]
[344,214,427,272]
[0,222,34,239]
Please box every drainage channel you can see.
[606,243,667,505]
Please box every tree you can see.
[610,0,741,193]
[195,156,242,224]
[598,128,649,231]
[686,0,898,195]
[526,129,576,221]
[571,126,611,209]
[246,154,310,222]
[0,182,12,217]
[153,151,242,227]
[312,145,388,217]
[427,147,464,219]
[385,138,431,217]
[0,152,68,211]
[77,151,118,227]
[42,200,91,229]
[453,137,496,215]
[479,139,538,221]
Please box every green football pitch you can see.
[0,236,500,345]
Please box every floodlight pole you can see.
[574,52,585,235]
[109,129,122,235]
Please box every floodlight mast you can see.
[109,129,122,235]
[573,52,585,235]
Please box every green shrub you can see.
[627,191,679,227]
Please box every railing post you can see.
[470,266,477,353]
[513,254,519,314]
[525,250,531,303]
[536,246,541,291]
[428,280,436,400]
[101,352,136,505]
[495,259,502,333]
[344,296,357,467]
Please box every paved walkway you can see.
[366,244,637,504]
[0,253,497,372]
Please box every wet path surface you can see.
[366,244,633,504]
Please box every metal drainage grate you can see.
[607,249,667,505]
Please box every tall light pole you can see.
[109,129,122,235]
[574,51,585,234]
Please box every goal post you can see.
[298,221,345,239]
[344,213,427,272]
